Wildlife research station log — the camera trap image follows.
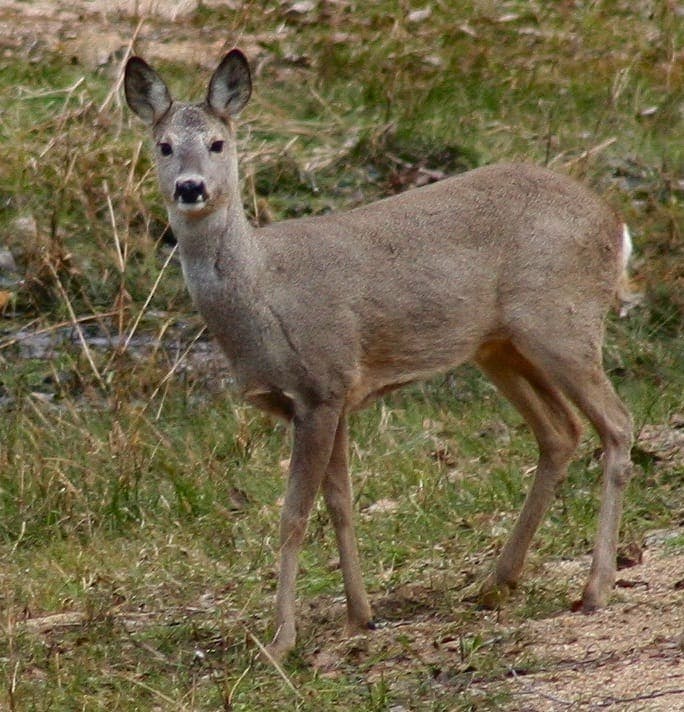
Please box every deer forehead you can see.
[155,103,230,144]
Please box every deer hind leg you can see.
[475,340,583,607]
[515,335,634,610]
[321,414,373,634]
[539,351,633,610]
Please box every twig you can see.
[9,522,26,557]
[508,667,573,707]
[118,674,182,709]
[551,136,617,168]
[112,323,206,424]
[0,312,117,351]
[38,83,90,159]
[125,139,144,195]
[243,627,303,701]
[152,324,205,422]
[9,660,19,712]
[98,16,145,115]
[228,661,253,707]
[19,77,85,101]
[591,688,684,709]
[104,244,179,373]
[103,178,131,335]
[44,261,105,389]
[104,180,126,274]
[120,620,171,664]
[20,612,88,634]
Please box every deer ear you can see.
[206,49,252,119]
[124,57,172,125]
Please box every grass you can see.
[0,1,682,710]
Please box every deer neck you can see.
[169,192,282,392]
[170,194,261,312]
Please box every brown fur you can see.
[125,50,634,660]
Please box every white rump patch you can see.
[617,223,642,317]
[621,223,633,270]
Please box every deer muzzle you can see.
[174,176,209,207]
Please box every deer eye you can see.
[158,142,173,157]
[209,140,224,153]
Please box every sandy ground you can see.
[300,537,683,710]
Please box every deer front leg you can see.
[321,415,373,635]
[267,403,341,661]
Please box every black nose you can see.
[174,178,208,204]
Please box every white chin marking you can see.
[177,200,206,212]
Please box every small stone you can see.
[0,248,17,273]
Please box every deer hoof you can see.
[262,641,289,664]
[478,577,514,609]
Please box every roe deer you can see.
[124,49,634,660]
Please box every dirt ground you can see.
[3,1,683,709]
[463,544,683,710]
[296,534,683,710]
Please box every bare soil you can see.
[296,536,683,710]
